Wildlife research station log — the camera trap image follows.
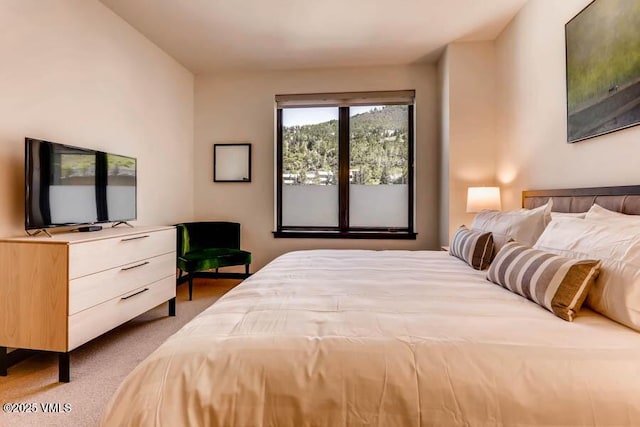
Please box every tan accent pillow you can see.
[487,241,600,321]
[449,226,494,270]
[471,200,552,254]
[534,217,640,330]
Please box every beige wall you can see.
[0,0,194,237]
[437,49,451,246]
[438,42,498,244]
[495,0,640,210]
[194,65,439,269]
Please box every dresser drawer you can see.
[67,276,175,350]
[68,229,176,279]
[69,252,176,315]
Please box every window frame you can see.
[274,96,416,239]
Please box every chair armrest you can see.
[175,223,190,257]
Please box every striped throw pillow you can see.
[487,241,600,321]
[449,226,494,270]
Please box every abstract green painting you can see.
[566,0,640,142]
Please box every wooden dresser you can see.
[0,225,176,382]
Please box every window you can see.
[275,91,415,239]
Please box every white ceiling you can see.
[99,0,529,74]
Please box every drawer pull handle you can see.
[121,261,150,271]
[121,288,149,300]
[121,235,150,242]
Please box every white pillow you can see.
[550,212,586,220]
[534,217,640,331]
[585,203,640,224]
[471,200,552,253]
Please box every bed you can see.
[101,186,640,426]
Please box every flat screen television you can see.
[25,137,137,230]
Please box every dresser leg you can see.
[168,297,176,316]
[0,346,7,376]
[58,352,70,383]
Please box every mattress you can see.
[101,250,640,426]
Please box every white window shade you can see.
[350,184,408,227]
[282,185,338,227]
[276,90,415,108]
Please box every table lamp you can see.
[466,187,501,213]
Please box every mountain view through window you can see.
[282,105,408,186]
[276,92,414,237]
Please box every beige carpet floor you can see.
[0,278,240,427]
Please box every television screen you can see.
[106,153,137,222]
[25,138,137,230]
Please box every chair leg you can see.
[245,264,250,276]
[188,275,193,301]
[176,270,183,287]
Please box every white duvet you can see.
[101,250,640,426]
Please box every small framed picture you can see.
[213,143,251,182]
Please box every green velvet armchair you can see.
[176,222,251,300]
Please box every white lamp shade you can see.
[467,187,501,213]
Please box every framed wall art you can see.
[566,0,640,143]
[213,143,251,182]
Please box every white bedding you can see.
[101,250,640,426]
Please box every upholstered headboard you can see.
[522,185,640,215]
